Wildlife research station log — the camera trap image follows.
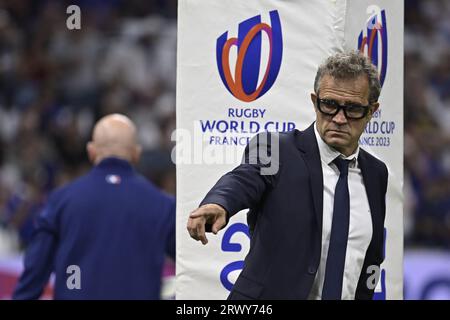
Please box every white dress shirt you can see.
[308,124,373,300]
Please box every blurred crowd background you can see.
[0,0,177,252]
[0,0,448,299]
[404,0,450,249]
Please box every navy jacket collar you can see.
[93,157,134,174]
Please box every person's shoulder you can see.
[276,128,308,151]
[43,173,91,208]
[252,129,299,139]
[283,128,304,141]
[359,148,388,175]
[250,129,299,146]
[133,175,175,218]
[133,174,175,202]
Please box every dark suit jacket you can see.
[201,123,388,300]
[13,157,175,300]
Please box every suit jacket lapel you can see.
[296,125,381,239]
[295,123,324,232]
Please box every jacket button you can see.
[308,266,316,274]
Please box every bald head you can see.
[87,114,142,165]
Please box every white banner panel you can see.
[176,0,403,299]
[344,0,404,299]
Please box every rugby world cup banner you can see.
[344,0,404,300]
[176,0,403,299]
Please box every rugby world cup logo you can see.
[358,7,388,87]
[216,10,283,102]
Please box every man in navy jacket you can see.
[187,52,388,300]
[14,114,175,299]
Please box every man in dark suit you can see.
[13,114,175,299]
[187,51,388,300]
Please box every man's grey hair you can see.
[314,51,381,103]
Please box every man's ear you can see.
[311,93,318,109]
[86,142,96,164]
[132,145,142,165]
[368,102,380,119]
[371,102,380,113]
[311,93,317,104]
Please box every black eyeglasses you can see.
[316,97,371,120]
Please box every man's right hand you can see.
[186,204,227,245]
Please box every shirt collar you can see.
[314,123,359,168]
[94,157,134,173]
